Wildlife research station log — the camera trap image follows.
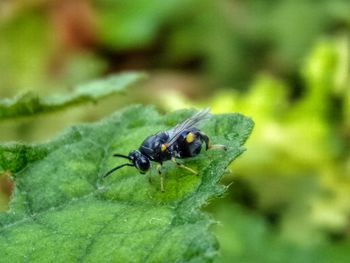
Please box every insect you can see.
[104,108,226,192]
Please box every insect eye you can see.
[135,157,150,172]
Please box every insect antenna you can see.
[104,163,134,178]
[113,154,131,160]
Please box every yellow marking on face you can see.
[161,144,167,152]
[186,132,194,143]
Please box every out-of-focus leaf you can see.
[0,9,50,95]
[0,72,145,120]
[212,201,350,263]
[0,105,253,262]
[97,0,182,49]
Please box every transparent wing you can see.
[166,108,211,147]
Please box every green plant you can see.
[0,72,144,120]
[0,77,253,261]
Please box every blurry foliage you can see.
[0,72,144,120]
[96,0,350,85]
[0,8,50,95]
[206,37,350,261]
[0,1,105,97]
[212,201,350,263]
[2,0,350,90]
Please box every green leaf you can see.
[0,72,145,121]
[0,106,253,262]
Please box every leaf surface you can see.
[0,72,144,120]
[0,106,253,262]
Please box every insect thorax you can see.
[139,132,171,162]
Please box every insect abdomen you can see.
[171,128,205,158]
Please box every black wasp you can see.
[104,108,226,192]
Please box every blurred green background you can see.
[0,0,350,262]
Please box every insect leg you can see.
[198,132,227,151]
[157,163,164,192]
[148,173,153,184]
[171,157,198,175]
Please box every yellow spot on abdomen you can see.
[186,132,194,143]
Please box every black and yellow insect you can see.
[104,108,226,191]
